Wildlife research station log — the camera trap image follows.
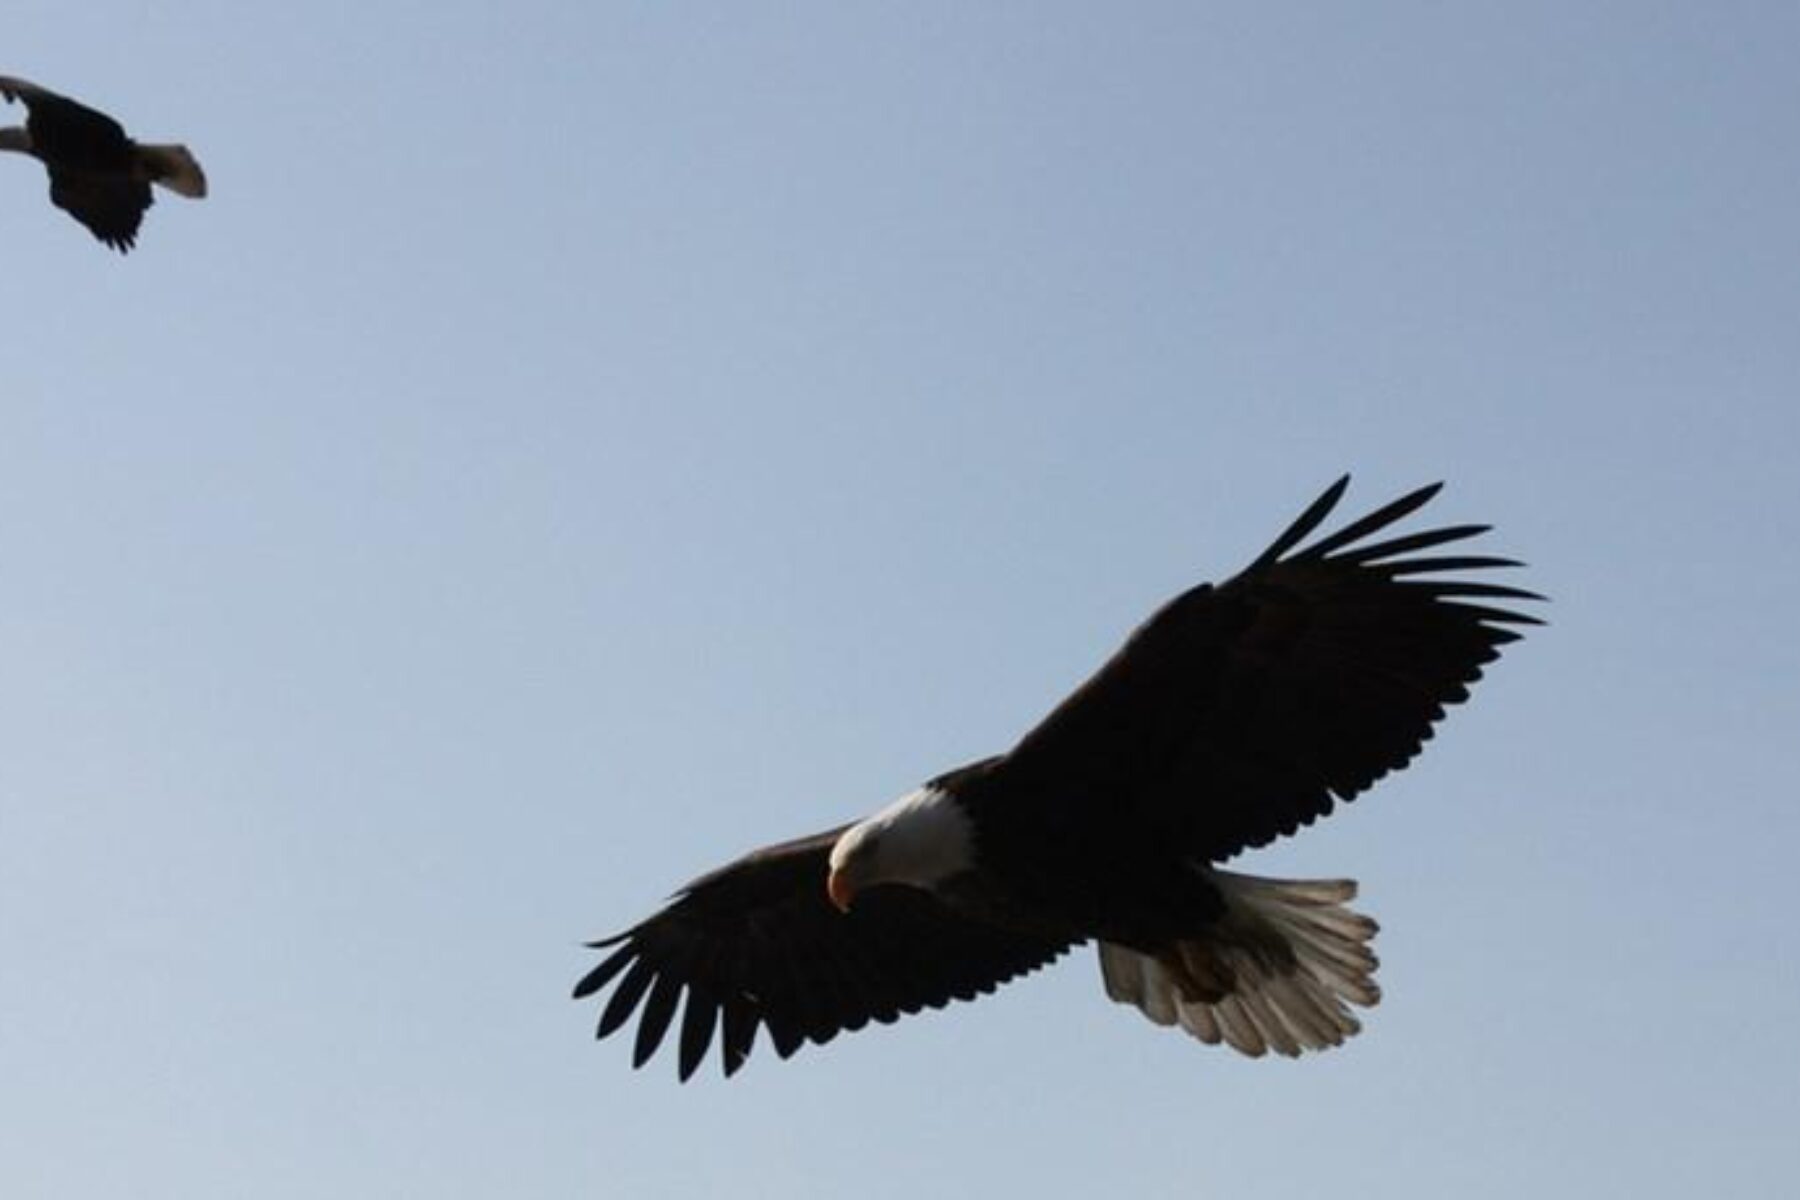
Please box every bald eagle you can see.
[575,478,1539,1080]
[0,76,206,252]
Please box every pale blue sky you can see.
[2,4,1796,1197]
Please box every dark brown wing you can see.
[0,75,59,109]
[574,827,1071,1080]
[0,77,133,168]
[1,78,134,168]
[988,477,1541,862]
[47,169,149,251]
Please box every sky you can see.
[2,3,1796,1197]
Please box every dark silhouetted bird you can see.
[1,76,205,252]
[576,478,1540,1080]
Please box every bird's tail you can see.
[137,143,207,198]
[1097,869,1379,1057]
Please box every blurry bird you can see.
[1,75,205,252]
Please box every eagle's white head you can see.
[826,785,976,912]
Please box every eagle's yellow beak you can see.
[826,868,856,914]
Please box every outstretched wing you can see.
[989,477,1541,862]
[574,827,1071,1080]
[48,169,149,251]
[0,76,56,107]
[0,76,131,163]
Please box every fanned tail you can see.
[137,143,207,198]
[1098,868,1379,1057]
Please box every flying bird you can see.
[575,478,1539,1080]
[0,75,206,252]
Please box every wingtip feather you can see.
[1248,475,1352,571]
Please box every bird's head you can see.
[825,784,975,914]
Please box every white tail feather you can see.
[138,143,207,198]
[1098,868,1381,1057]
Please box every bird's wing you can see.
[47,170,149,252]
[2,77,131,170]
[989,476,1541,862]
[575,827,1071,1080]
[0,76,53,105]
